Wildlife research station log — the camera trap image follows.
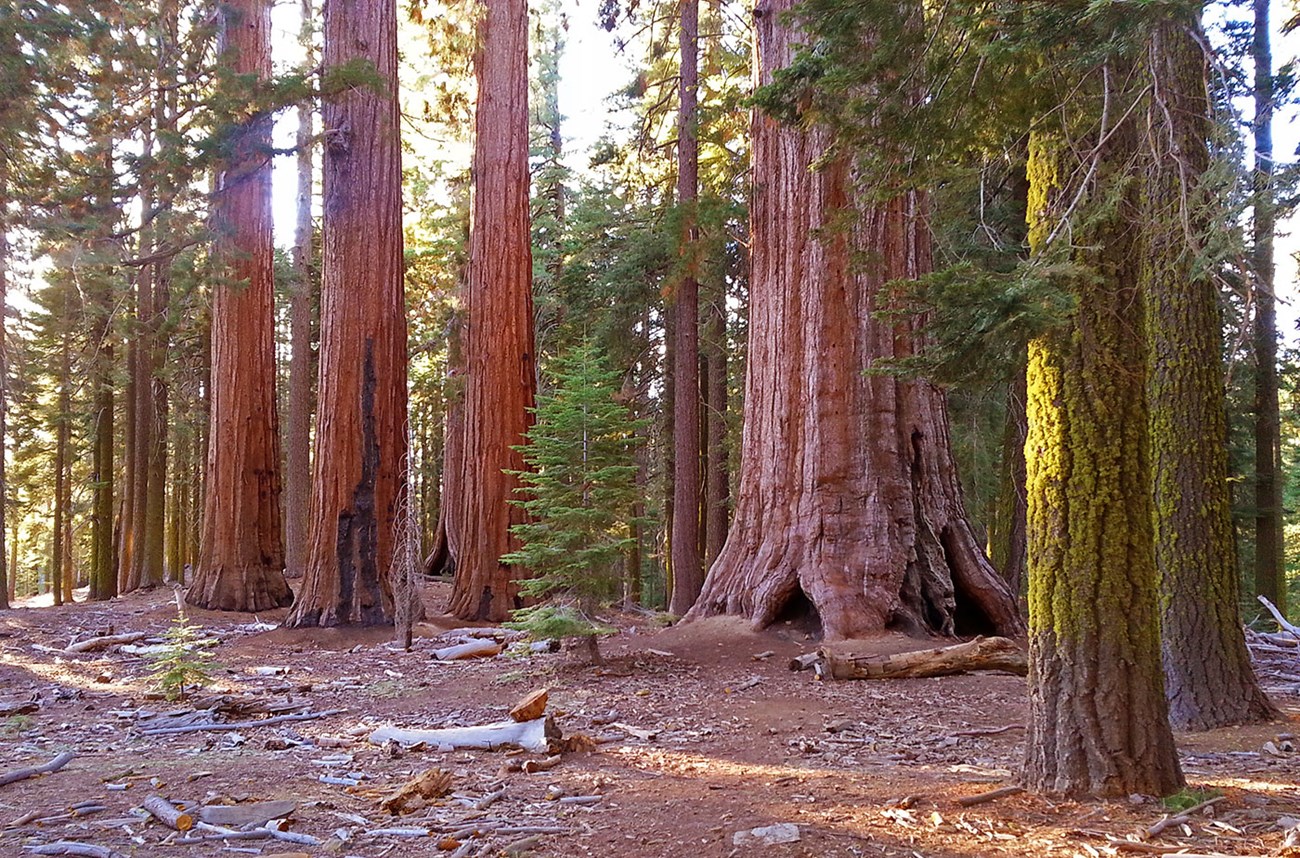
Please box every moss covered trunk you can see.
[1145,12,1276,730]
[1022,119,1182,797]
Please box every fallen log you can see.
[819,636,1027,680]
[433,639,502,661]
[0,751,75,788]
[1258,596,1300,640]
[141,796,193,831]
[369,716,560,754]
[23,842,127,858]
[199,800,297,828]
[64,632,148,654]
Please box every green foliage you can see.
[147,606,219,702]
[1161,787,1222,812]
[502,340,650,642]
[504,604,617,642]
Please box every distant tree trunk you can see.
[988,369,1027,601]
[1022,112,1182,796]
[688,0,1020,641]
[285,59,315,580]
[1146,12,1277,731]
[702,279,729,569]
[52,314,72,606]
[1252,0,1285,619]
[188,0,292,613]
[89,188,116,601]
[426,311,464,578]
[446,0,536,622]
[122,260,154,592]
[0,167,9,610]
[285,0,410,627]
[668,0,702,616]
[118,304,137,594]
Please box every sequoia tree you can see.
[186,0,291,612]
[1145,9,1275,731]
[1022,62,1182,796]
[686,0,1021,640]
[446,0,536,622]
[285,0,410,627]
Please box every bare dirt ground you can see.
[1,582,1299,858]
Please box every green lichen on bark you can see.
[1023,114,1182,797]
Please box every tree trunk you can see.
[52,313,72,606]
[1022,116,1182,797]
[1252,0,1285,620]
[0,166,9,610]
[686,0,1021,641]
[446,0,536,622]
[668,0,702,616]
[187,0,292,613]
[285,0,409,627]
[988,367,1027,601]
[702,278,729,570]
[426,311,464,578]
[1145,12,1277,731]
[285,46,315,581]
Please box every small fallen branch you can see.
[369,716,560,754]
[953,724,1024,738]
[1144,795,1227,839]
[1258,596,1300,640]
[0,751,75,788]
[64,632,149,654]
[139,709,344,736]
[957,785,1025,807]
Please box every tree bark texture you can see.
[426,312,464,578]
[54,315,72,604]
[686,0,1022,641]
[285,79,315,580]
[1145,14,1276,731]
[988,367,1027,602]
[188,0,292,613]
[1022,123,1182,798]
[703,278,730,570]
[90,151,116,601]
[668,0,703,616]
[447,0,536,621]
[0,169,8,609]
[285,0,409,627]
[1252,0,1285,620]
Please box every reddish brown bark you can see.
[446,0,536,622]
[686,0,1021,641]
[426,313,464,579]
[702,279,729,569]
[669,0,703,616]
[187,0,291,613]
[285,0,409,627]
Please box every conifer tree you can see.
[503,340,647,660]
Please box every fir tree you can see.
[504,340,648,661]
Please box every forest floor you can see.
[1,581,1299,858]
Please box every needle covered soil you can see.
[1,583,1298,857]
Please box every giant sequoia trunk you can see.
[187,0,292,613]
[1146,14,1276,731]
[1022,118,1182,797]
[284,0,410,627]
[686,0,1021,641]
[446,0,536,622]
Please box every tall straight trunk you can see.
[687,0,1020,640]
[285,0,410,627]
[0,167,9,610]
[1146,12,1276,730]
[1252,0,1285,618]
[52,319,72,606]
[1022,114,1181,796]
[285,0,315,580]
[284,117,314,577]
[988,367,1027,599]
[118,307,137,593]
[446,0,536,622]
[89,231,116,599]
[188,0,291,613]
[702,278,729,569]
[668,0,702,616]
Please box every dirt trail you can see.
[0,585,1297,857]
